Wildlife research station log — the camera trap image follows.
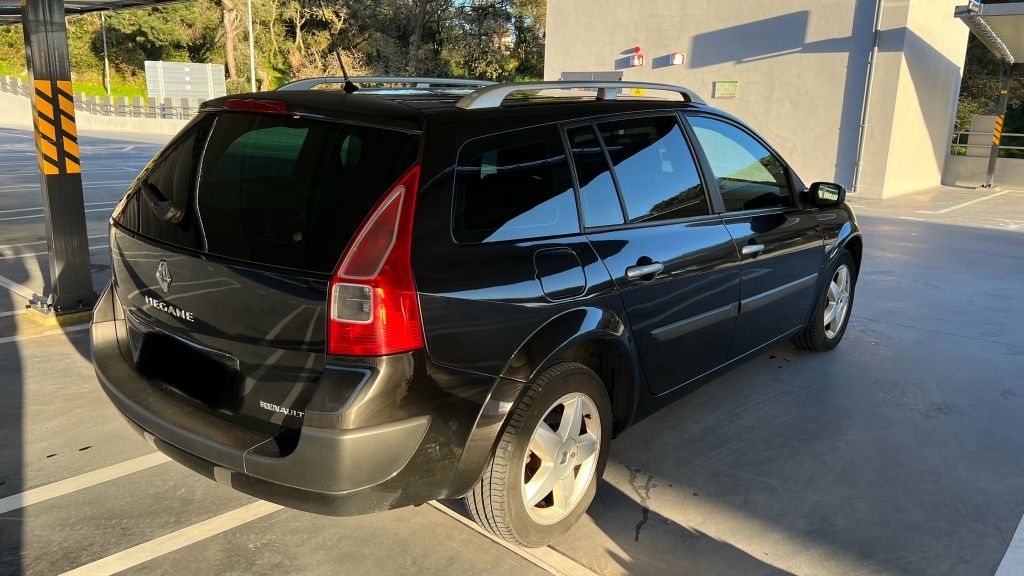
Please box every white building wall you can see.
[879,0,969,196]
[544,0,969,199]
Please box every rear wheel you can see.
[794,250,857,351]
[465,362,611,547]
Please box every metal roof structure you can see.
[0,0,189,25]
[955,1,1024,65]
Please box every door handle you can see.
[625,261,664,280]
[741,243,766,258]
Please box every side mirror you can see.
[807,182,846,207]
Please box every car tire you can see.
[465,362,612,548]
[794,250,857,352]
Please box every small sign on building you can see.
[712,80,739,99]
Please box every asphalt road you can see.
[1,125,1023,576]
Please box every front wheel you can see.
[794,250,857,352]
[465,362,611,547]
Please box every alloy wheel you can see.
[824,264,852,339]
[521,392,601,525]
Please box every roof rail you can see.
[277,76,496,91]
[454,81,705,110]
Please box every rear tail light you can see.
[327,165,424,356]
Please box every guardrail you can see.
[0,75,203,120]
[950,130,1024,158]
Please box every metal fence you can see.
[950,130,1024,158]
[0,75,203,120]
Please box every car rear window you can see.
[114,112,419,273]
[453,124,580,244]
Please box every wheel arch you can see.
[450,305,642,495]
[843,234,863,274]
[501,306,640,436]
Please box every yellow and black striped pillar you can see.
[20,0,96,314]
[983,64,1014,189]
[32,79,81,176]
[992,112,1005,147]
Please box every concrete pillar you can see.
[20,0,96,315]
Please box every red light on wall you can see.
[631,46,645,67]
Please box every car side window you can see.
[687,116,793,211]
[124,124,208,251]
[595,116,709,223]
[453,124,580,243]
[566,125,625,227]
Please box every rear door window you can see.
[596,116,709,223]
[453,124,580,243]
[566,115,710,227]
[115,112,419,273]
[566,125,625,227]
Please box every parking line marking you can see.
[899,216,926,221]
[59,501,283,576]
[0,234,107,251]
[0,309,26,318]
[427,501,597,576]
[917,190,1013,214]
[0,207,114,222]
[1,244,108,260]
[0,452,170,515]
[0,201,117,215]
[996,512,1024,576]
[0,274,36,301]
[0,180,130,192]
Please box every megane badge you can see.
[155,260,172,293]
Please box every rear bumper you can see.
[91,283,491,516]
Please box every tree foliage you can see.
[0,0,545,95]
[953,0,1023,133]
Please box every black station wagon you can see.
[91,78,863,547]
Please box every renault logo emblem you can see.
[155,260,172,293]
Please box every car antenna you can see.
[318,0,358,94]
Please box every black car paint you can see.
[92,91,863,515]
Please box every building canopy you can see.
[0,0,188,26]
[956,1,1024,65]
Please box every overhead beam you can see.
[0,1,192,26]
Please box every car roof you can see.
[204,88,720,133]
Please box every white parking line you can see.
[0,180,130,192]
[427,502,597,576]
[0,207,114,222]
[917,189,1013,214]
[0,233,107,251]
[0,273,35,301]
[0,244,108,260]
[0,201,117,215]
[0,452,170,515]
[59,501,283,576]
[996,512,1024,576]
